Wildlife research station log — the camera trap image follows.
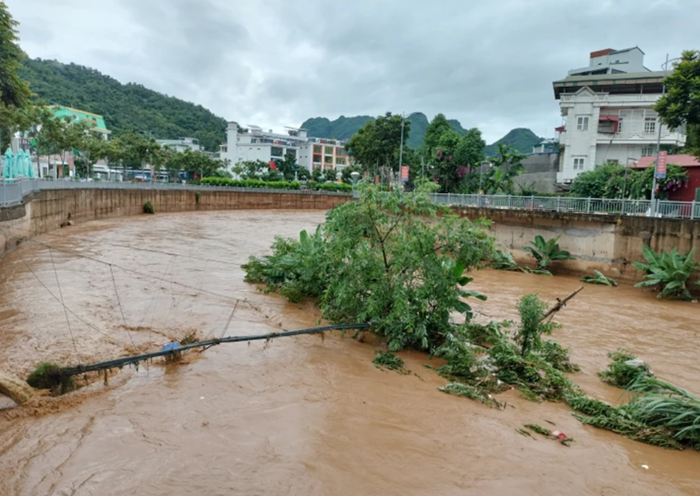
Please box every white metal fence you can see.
[428,193,699,219]
[2,179,699,220]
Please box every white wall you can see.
[589,48,646,73]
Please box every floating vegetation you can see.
[143,201,155,214]
[438,383,502,408]
[523,423,574,446]
[373,351,408,374]
[598,349,652,389]
[580,270,618,286]
[26,362,75,395]
[491,246,552,276]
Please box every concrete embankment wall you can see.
[455,206,700,283]
[0,188,350,261]
[2,189,699,284]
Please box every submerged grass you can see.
[373,351,408,374]
[598,349,652,389]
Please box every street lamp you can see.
[350,171,360,188]
[650,54,682,216]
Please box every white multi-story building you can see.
[220,122,350,173]
[553,48,686,184]
[156,137,203,153]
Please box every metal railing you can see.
[0,178,352,207]
[428,193,698,219]
[2,179,699,220]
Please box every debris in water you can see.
[524,423,574,446]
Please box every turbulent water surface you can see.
[0,210,698,495]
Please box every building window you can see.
[285,149,297,158]
[324,146,333,155]
[617,117,624,133]
[644,118,656,134]
[642,146,655,157]
[313,145,322,153]
[577,116,589,131]
[336,157,346,166]
[573,157,585,171]
[271,146,284,157]
[324,155,333,164]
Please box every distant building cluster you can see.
[220,122,350,174]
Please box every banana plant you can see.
[632,246,699,301]
[524,235,574,271]
[581,270,618,287]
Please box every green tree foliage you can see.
[0,2,32,149]
[483,144,527,194]
[165,149,224,180]
[632,246,699,301]
[525,235,574,271]
[345,112,410,175]
[421,115,486,193]
[570,162,689,199]
[18,58,227,151]
[244,184,495,351]
[655,50,700,159]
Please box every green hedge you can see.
[309,182,353,192]
[199,178,301,190]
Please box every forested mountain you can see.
[302,114,539,154]
[18,58,227,151]
[300,115,374,141]
[484,128,543,156]
[302,112,467,149]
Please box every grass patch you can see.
[26,362,75,394]
[143,201,155,214]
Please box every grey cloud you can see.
[7,0,700,142]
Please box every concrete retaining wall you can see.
[0,188,350,261]
[2,189,698,285]
[455,206,700,283]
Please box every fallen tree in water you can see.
[244,183,700,452]
[243,186,582,402]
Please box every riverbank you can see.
[0,210,698,495]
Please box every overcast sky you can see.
[7,0,697,143]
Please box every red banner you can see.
[400,166,409,182]
[656,151,667,178]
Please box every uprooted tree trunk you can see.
[0,370,35,405]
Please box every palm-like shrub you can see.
[524,235,574,271]
[632,246,699,301]
[581,270,618,286]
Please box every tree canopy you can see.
[655,50,700,159]
[345,112,410,177]
[0,1,32,149]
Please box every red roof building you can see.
[634,154,700,202]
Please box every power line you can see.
[110,264,136,348]
[48,247,82,365]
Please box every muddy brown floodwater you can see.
[0,210,699,495]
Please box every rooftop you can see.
[633,154,700,169]
[553,71,667,99]
[49,105,110,134]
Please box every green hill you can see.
[302,112,468,150]
[18,58,227,151]
[302,114,540,154]
[484,128,543,156]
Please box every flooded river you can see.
[0,210,698,495]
